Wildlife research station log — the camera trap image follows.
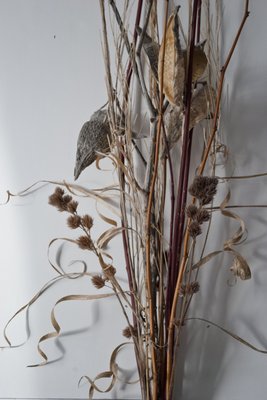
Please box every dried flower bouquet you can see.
[4,1,267,400]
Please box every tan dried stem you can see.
[144,1,169,398]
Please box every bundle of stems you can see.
[93,0,251,399]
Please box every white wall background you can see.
[0,1,266,399]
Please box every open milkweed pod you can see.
[161,85,215,158]
[186,40,208,83]
[158,8,185,106]
[189,85,216,129]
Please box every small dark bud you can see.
[191,281,200,294]
[180,281,200,296]
[122,325,137,339]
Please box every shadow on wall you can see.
[174,1,267,399]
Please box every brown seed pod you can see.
[74,109,111,180]
[158,9,185,106]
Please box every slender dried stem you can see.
[144,1,169,398]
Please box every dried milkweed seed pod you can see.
[186,40,208,83]
[74,109,111,180]
[137,27,159,80]
[158,7,185,106]
[189,85,216,129]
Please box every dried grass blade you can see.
[186,317,267,353]
[28,292,114,367]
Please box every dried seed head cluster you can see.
[189,176,218,205]
[91,274,106,289]
[49,187,76,212]
[187,176,216,239]
[49,187,95,252]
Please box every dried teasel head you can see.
[67,215,81,229]
[49,187,73,212]
[76,235,94,251]
[189,176,218,205]
[91,274,106,289]
[82,214,94,230]
[188,221,202,238]
[196,208,210,224]
[186,204,198,219]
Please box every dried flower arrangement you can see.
[3,0,267,399]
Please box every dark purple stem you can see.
[166,0,200,325]
[197,0,202,42]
